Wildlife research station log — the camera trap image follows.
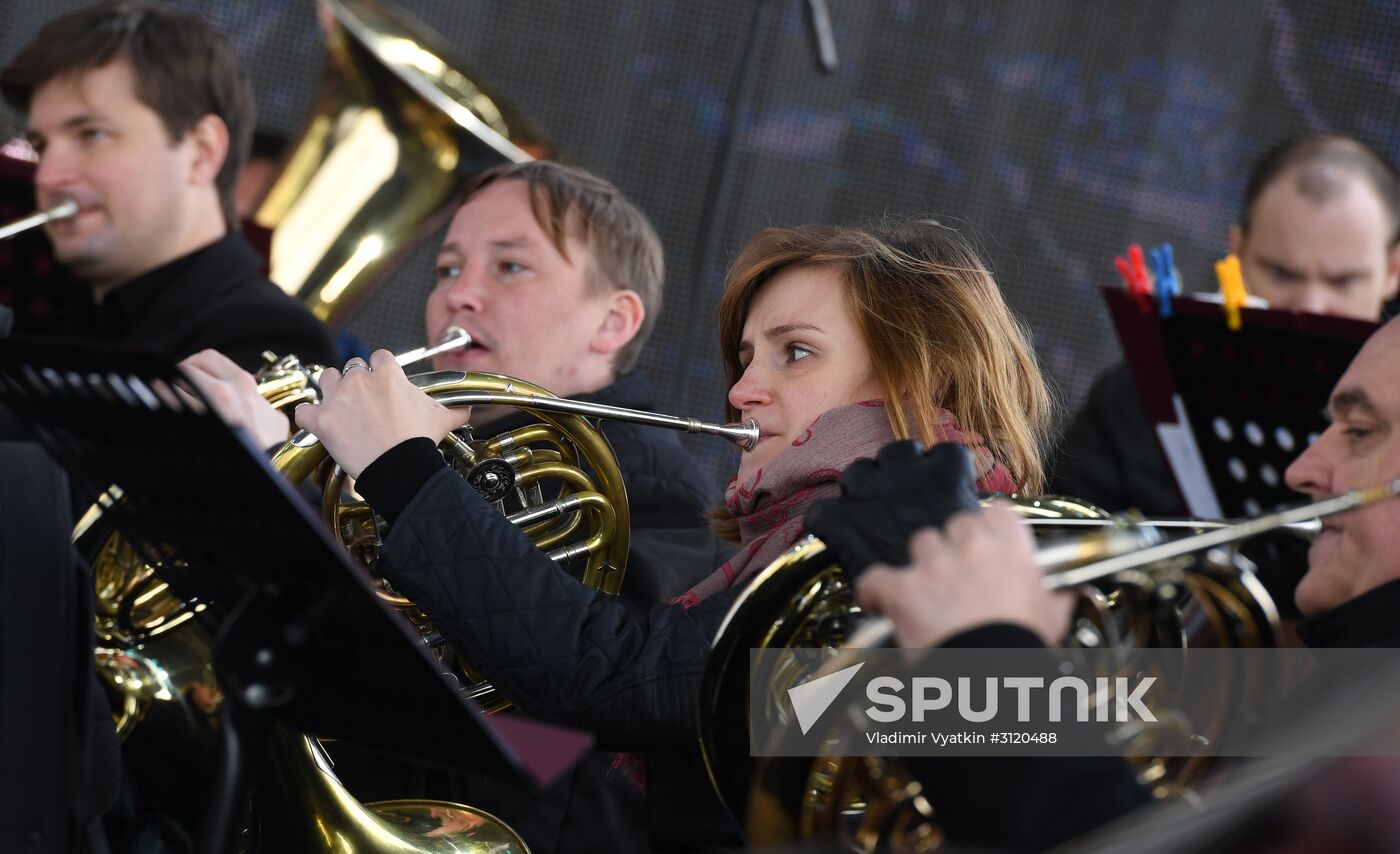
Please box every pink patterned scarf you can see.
[615,399,1019,786]
[670,399,1019,609]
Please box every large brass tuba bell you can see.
[254,0,551,322]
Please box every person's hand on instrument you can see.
[855,504,1074,648]
[294,349,470,479]
[804,441,982,574]
[178,349,289,450]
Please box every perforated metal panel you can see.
[6,0,1400,488]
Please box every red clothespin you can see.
[1215,254,1246,331]
[1113,244,1153,313]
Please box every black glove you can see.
[803,440,981,573]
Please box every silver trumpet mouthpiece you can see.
[727,418,760,452]
[396,326,473,368]
[0,197,79,242]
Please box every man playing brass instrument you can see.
[0,0,337,371]
[347,161,725,854]
[0,5,339,852]
[421,160,727,612]
[854,316,1400,850]
[199,159,724,853]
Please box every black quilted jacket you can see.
[355,396,745,850]
[479,372,732,614]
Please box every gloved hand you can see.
[803,440,981,573]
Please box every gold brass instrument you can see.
[87,336,754,848]
[271,369,634,717]
[0,197,77,241]
[88,328,474,659]
[255,0,551,322]
[83,331,534,851]
[270,368,756,710]
[254,729,529,853]
[81,0,556,842]
[699,481,1400,853]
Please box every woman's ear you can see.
[590,288,645,356]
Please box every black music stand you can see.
[1105,289,1377,519]
[0,337,592,851]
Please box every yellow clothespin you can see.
[1215,254,1246,331]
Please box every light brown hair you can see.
[461,161,664,374]
[711,218,1051,539]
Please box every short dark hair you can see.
[1241,133,1400,244]
[461,161,665,374]
[1,1,254,229]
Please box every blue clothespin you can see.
[1149,242,1179,318]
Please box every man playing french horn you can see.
[192,159,726,854]
[849,315,1400,851]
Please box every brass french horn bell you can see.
[84,329,524,853]
[708,479,1400,853]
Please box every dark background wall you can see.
[5,0,1400,487]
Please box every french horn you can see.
[85,336,545,851]
[693,480,1399,853]
[86,338,756,848]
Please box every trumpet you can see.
[0,197,78,241]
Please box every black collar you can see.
[1296,578,1400,648]
[91,231,259,339]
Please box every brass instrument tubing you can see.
[1044,476,1400,590]
[844,477,1400,650]
[484,424,577,467]
[1028,517,1321,536]
[507,494,583,529]
[440,431,477,466]
[428,388,760,451]
[515,464,595,547]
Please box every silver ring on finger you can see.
[343,359,370,374]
